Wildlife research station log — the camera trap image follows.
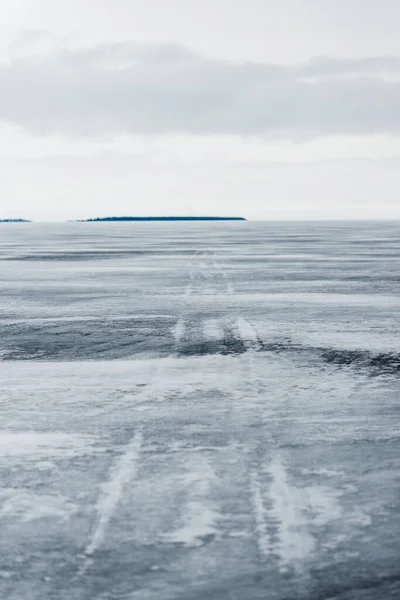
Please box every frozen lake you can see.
[1,221,400,599]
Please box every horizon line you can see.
[1,216,247,223]
[3,217,400,223]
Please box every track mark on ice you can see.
[236,317,261,350]
[163,455,221,548]
[203,318,224,341]
[172,319,186,343]
[79,428,143,573]
[250,469,271,559]
[267,455,315,573]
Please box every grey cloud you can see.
[1,41,400,138]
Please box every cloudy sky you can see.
[1,0,400,221]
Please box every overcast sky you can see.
[1,0,400,221]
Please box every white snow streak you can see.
[163,455,220,548]
[83,428,143,559]
[236,317,260,349]
[267,455,315,572]
[0,432,97,460]
[164,501,220,547]
[171,319,186,343]
[250,469,271,558]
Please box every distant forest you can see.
[0,217,247,223]
[80,216,246,222]
[0,219,32,223]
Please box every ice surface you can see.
[0,222,400,599]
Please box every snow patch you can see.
[164,502,220,547]
[163,455,221,548]
[267,455,316,571]
[0,489,76,523]
[0,432,98,460]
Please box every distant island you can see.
[78,216,246,222]
[0,219,32,223]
